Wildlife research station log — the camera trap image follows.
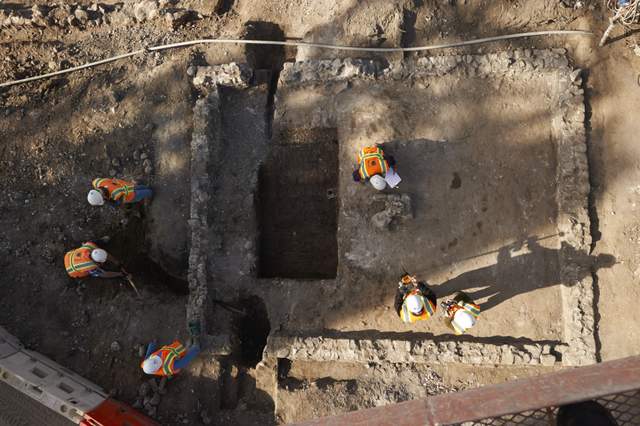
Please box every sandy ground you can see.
[588,45,640,361]
[1,0,640,424]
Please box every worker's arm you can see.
[352,168,362,182]
[384,154,396,169]
[145,342,157,358]
[453,291,473,305]
[394,288,406,317]
[173,345,201,370]
[417,282,437,307]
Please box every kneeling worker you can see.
[64,241,129,279]
[141,340,200,377]
[87,177,153,207]
[353,145,397,191]
[441,291,481,335]
[394,273,437,323]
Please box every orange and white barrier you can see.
[0,327,157,426]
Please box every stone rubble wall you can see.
[187,92,218,330]
[279,49,572,86]
[188,63,253,333]
[266,334,562,366]
[0,1,205,29]
[192,63,253,90]
[553,71,597,366]
[273,50,594,366]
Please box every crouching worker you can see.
[64,241,129,279]
[353,145,397,191]
[394,273,437,323]
[87,177,153,207]
[441,291,481,335]
[141,341,200,377]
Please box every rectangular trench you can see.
[257,128,339,279]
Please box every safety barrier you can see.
[82,398,160,426]
[0,347,107,423]
[0,327,157,425]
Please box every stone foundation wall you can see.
[269,50,594,366]
[187,63,252,331]
[266,334,561,366]
[553,71,596,366]
[187,93,217,329]
[189,53,593,366]
[278,49,573,86]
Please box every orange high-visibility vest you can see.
[141,341,187,377]
[358,146,389,180]
[64,241,99,278]
[92,178,136,203]
[447,302,481,334]
[400,290,436,323]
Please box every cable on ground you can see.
[0,30,593,88]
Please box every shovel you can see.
[121,267,141,297]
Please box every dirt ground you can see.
[1,0,640,425]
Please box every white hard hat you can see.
[405,295,423,315]
[452,310,476,331]
[87,190,104,206]
[370,174,387,191]
[90,248,108,263]
[142,355,162,374]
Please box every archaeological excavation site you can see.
[1,1,640,425]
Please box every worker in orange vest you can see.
[352,145,396,191]
[441,291,481,335]
[141,340,200,377]
[394,273,437,323]
[64,241,129,279]
[87,178,153,207]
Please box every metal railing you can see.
[295,356,640,426]
[471,389,640,425]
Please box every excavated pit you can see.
[261,51,601,367]
[236,296,271,368]
[183,53,601,426]
[257,128,339,279]
[106,213,189,294]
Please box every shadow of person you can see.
[434,236,616,312]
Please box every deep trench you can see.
[235,296,271,368]
[243,20,288,139]
[257,128,339,279]
[401,6,417,58]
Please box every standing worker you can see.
[352,145,397,191]
[87,177,153,207]
[394,273,437,323]
[441,291,481,335]
[64,241,129,279]
[141,340,200,377]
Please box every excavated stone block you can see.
[193,63,252,89]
